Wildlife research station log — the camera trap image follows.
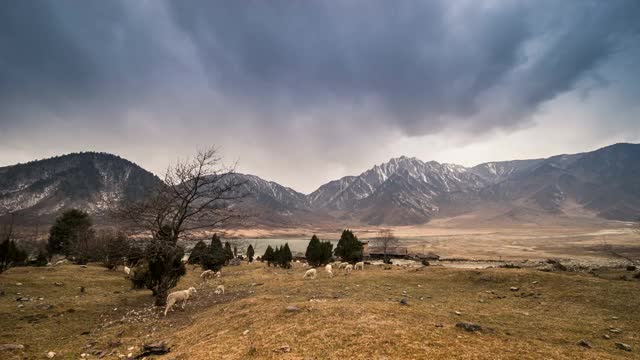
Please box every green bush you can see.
[334,229,363,264]
[305,234,333,267]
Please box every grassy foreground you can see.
[0,262,638,359]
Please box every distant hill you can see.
[0,152,161,220]
[1,143,638,226]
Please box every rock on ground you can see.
[455,322,482,332]
[615,343,632,352]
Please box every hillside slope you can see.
[0,152,161,220]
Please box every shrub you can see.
[33,251,49,267]
[0,239,28,272]
[102,231,131,270]
[130,263,150,289]
[131,226,186,304]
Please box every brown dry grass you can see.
[1,263,639,359]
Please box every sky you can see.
[1,1,639,193]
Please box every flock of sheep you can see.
[162,261,366,316]
[302,261,365,279]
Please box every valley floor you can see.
[1,262,639,359]
[223,220,639,266]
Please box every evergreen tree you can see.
[34,251,48,267]
[263,245,274,266]
[246,244,255,262]
[223,241,234,263]
[334,229,363,263]
[305,235,334,267]
[282,243,293,268]
[202,233,227,271]
[0,239,27,273]
[139,225,187,305]
[273,246,281,267]
[47,209,93,257]
[188,240,209,265]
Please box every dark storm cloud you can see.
[0,1,639,192]
[0,0,189,127]
[167,0,640,134]
[1,1,639,134]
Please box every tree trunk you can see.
[154,285,168,306]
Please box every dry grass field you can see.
[1,261,639,359]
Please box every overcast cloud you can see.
[1,1,639,192]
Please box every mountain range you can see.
[0,143,638,226]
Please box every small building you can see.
[367,246,409,259]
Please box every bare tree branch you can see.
[113,147,250,242]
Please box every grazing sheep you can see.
[54,259,68,266]
[302,263,308,268]
[303,268,317,279]
[338,262,347,269]
[200,270,216,282]
[123,266,131,275]
[214,285,225,294]
[345,264,353,273]
[325,264,334,277]
[164,287,197,316]
[354,262,364,270]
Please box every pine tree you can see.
[223,242,234,263]
[305,235,333,267]
[263,245,274,266]
[47,209,93,257]
[281,243,293,268]
[188,240,208,265]
[247,244,255,262]
[273,246,281,267]
[202,233,227,271]
[334,229,363,263]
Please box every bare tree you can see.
[375,229,398,264]
[115,147,248,305]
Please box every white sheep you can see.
[123,266,131,275]
[303,268,317,279]
[55,259,68,266]
[354,262,364,270]
[344,264,353,273]
[325,264,334,278]
[302,263,308,268]
[215,271,222,278]
[338,262,349,269]
[214,285,225,294]
[164,287,197,316]
[200,269,216,282]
